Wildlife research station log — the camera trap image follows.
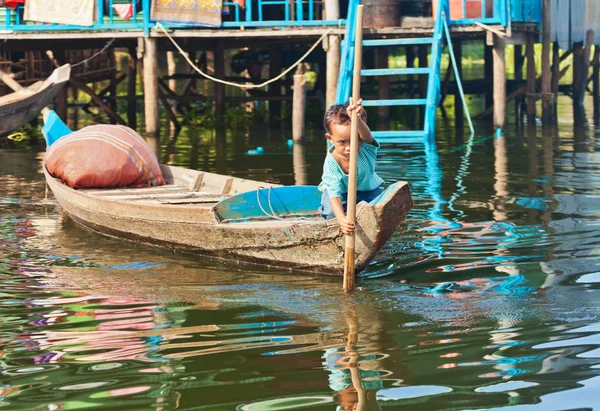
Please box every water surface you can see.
[1,97,600,410]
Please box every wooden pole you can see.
[484,44,493,109]
[214,42,226,119]
[343,4,363,293]
[292,64,306,142]
[493,34,506,131]
[127,46,138,129]
[526,33,536,124]
[593,45,600,125]
[108,47,118,124]
[324,0,340,108]
[541,0,552,123]
[142,37,160,141]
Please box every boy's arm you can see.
[347,98,374,145]
[330,196,355,235]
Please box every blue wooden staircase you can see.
[336,0,450,145]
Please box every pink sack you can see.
[44,124,165,189]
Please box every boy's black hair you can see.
[323,103,368,134]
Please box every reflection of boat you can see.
[0,65,71,136]
[44,163,413,275]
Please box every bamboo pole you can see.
[343,4,363,293]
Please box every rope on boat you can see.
[256,187,284,220]
[153,22,333,90]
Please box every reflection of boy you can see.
[322,347,384,392]
[318,99,384,235]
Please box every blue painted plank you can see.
[214,186,321,222]
[362,99,427,107]
[362,38,433,47]
[361,68,430,76]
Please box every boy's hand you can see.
[337,217,356,235]
[347,97,364,118]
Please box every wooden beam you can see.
[158,87,182,132]
[69,76,127,126]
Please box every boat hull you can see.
[0,65,70,136]
[44,165,413,275]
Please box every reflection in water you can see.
[2,97,600,409]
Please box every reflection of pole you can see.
[526,125,538,224]
[293,142,308,186]
[344,308,366,411]
[541,127,554,225]
[493,134,508,222]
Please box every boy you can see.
[318,98,384,234]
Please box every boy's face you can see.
[326,122,360,159]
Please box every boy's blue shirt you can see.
[318,138,384,198]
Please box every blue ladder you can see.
[336,0,450,146]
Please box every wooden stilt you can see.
[593,45,600,125]
[268,44,282,122]
[514,45,524,124]
[526,33,536,124]
[551,43,560,105]
[493,34,506,131]
[54,49,68,120]
[127,46,137,129]
[541,0,553,124]
[108,47,117,124]
[453,39,464,133]
[484,44,493,109]
[214,43,225,119]
[167,51,177,94]
[324,0,340,107]
[377,47,390,130]
[292,64,306,142]
[142,37,160,154]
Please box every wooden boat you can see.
[44,163,413,275]
[0,65,71,136]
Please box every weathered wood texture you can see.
[45,164,413,276]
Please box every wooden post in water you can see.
[526,33,536,124]
[514,45,524,124]
[493,34,506,131]
[292,64,306,142]
[142,37,160,150]
[108,47,118,124]
[593,45,600,125]
[541,0,553,124]
[484,44,493,110]
[127,46,138,129]
[324,0,340,108]
[343,5,363,293]
[214,42,226,119]
[551,43,560,119]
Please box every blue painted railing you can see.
[0,0,344,34]
[0,0,542,35]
